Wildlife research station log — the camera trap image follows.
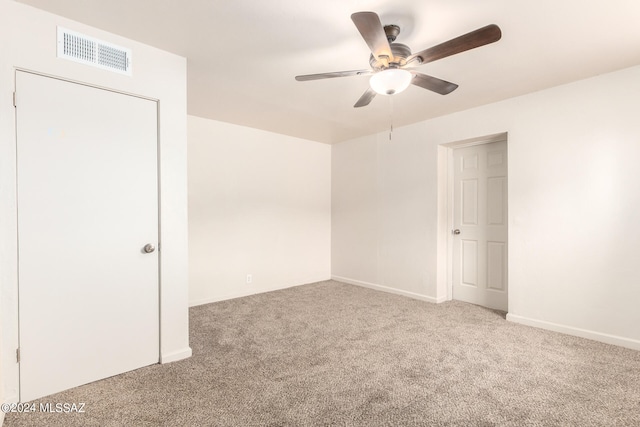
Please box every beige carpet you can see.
[4,280,640,426]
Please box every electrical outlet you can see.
[246,274,252,284]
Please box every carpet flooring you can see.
[4,280,640,426]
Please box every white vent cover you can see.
[57,27,132,75]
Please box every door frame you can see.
[14,69,162,399]
[436,132,509,306]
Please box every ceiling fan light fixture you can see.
[369,69,413,95]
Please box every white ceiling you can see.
[16,0,640,144]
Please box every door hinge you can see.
[16,348,20,363]
[13,91,17,108]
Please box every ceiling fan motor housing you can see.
[370,42,412,70]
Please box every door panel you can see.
[452,140,508,311]
[487,177,506,225]
[461,240,478,286]
[16,71,159,401]
[487,242,506,291]
[462,180,478,225]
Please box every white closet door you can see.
[16,71,159,401]
[452,140,508,311]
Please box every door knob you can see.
[143,243,155,253]
[452,229,461,235]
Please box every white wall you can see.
[332,127,442,303]
[188,116,331,305]
[332,64,640,350]
[0,0,191,404]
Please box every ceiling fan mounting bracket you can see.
[384,25,400,42]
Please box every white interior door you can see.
[452,140,508,311]
[16,71,159,401]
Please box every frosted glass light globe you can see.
[369,69,413,95]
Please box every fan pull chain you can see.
[389,96,394,142]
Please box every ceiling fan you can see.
[295,12,502,108]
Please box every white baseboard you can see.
[160,347,192,364]
[331,276,444,304]
[190,290,265,307]
[189,275,332,307]
[506,313,640,351]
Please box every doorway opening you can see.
[437,133,508,311]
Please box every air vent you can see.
[57,27,132,75]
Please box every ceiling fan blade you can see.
[295,69,372,81]
[354,87,376,108]
[407,24,502,65]
[411,73,458,95]
[351,12,392,63]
